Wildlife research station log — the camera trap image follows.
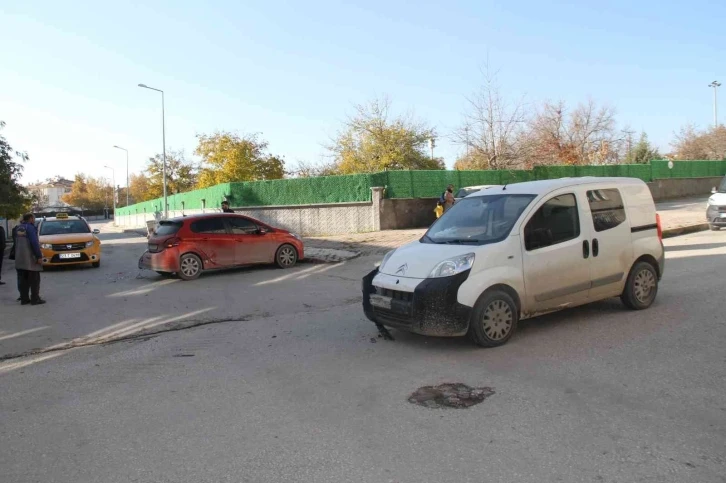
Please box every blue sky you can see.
[1,0,724,185]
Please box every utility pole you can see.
[429,137,436,161]
[708,81,721,127]
[138,84,167,218]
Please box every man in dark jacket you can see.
[14,213,45,305]
[221,200,234,213]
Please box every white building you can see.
[28,177,74,208]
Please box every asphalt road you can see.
[1,229,725,482]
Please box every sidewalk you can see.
[305,196,711,256]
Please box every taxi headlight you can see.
[41,243,53,249]
[85,241,94,248]
[428,253,476,278]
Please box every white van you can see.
[706,176,726,230]
[362,177,665,347]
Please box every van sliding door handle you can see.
[592,238,599,257]
[582,240,590,259]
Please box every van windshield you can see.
[423,194,536,245]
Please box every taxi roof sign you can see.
[55,212,69,219]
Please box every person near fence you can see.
[221,200,234,213]
[0,224,6,285]
[14,213,45,306]
[443,184,456,212]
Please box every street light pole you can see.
[138,83,167,218]
[113,145,129,207]
[104,166,116,222]
[708,81,721,127]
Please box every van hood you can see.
[378,241,476,279]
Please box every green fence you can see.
[116,160,726,216]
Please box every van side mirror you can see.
[93,229,101,235]
[712,187,718,194]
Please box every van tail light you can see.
[656,214,663,242]
[165,237,181,249]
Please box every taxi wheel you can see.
[468,290,519,348]
[92,261,101,268]
[179,253,203,281]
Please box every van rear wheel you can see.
[468,290,518,348]
[621,261,658,310]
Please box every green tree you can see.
[625,132,661,164]
[62,174,113,210]
[144,151,196,198]
[195,132,285,188]
[328,97,443,174]
[0,121,33,218]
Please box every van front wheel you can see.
[621,261,658,310]
[468,290,519,348]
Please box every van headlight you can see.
[429,253,475,278]
[86,241,94,248]
[378,250,395,269]
[41,243,53,249]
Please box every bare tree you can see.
[671,124,726,160]
[526,99,621,166]
[453,65,529,170]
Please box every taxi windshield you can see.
[40,220,90,236]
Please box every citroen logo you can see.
[395,263,408,275]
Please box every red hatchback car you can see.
[138,213,304,280]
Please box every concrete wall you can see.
[380,197,438,230]
[114,188,385,237]
[647,177,722,201]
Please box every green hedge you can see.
[116,160,726,216]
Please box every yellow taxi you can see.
[36,213,102,268]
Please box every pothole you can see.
[408,383,495,409]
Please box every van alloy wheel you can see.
[621,261,658,310]
[482,300,514,341]
[633,268,656,304]
[468,290,519,348]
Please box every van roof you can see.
[468,177,647,197]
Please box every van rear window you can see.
[587,189,626,232]
[155,221,183,236]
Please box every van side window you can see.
[586,189,626,232]
[524,194,580,251]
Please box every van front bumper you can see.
[362,269,472,337]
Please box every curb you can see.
[662,223,710,239]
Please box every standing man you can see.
[221,200,234,213]
[14,213,45,306]
[0,224,6,285]
[443,184,456,212]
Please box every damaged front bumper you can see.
[362,268,472,337]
